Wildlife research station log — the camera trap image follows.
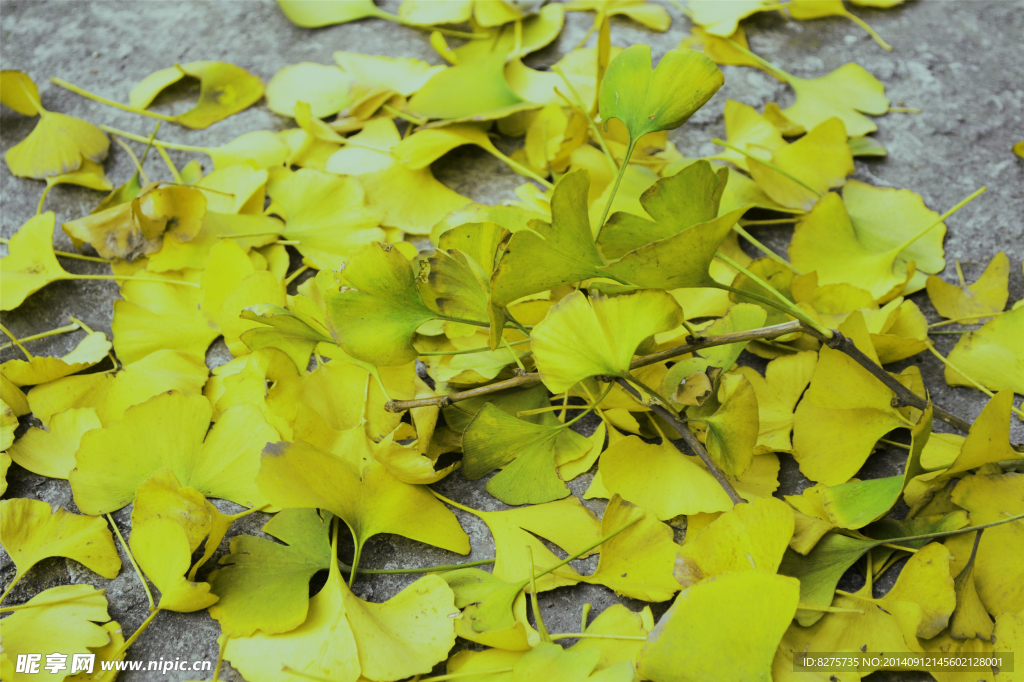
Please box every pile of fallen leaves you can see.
[2,1,1023,681]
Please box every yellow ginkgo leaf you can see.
[0,498,120,582]
[744,117,853,211]
[532,289,684,393]
[944,307,1024,394]
[675,496,795,588]
[927,252,1010,321]
[457,4,565,61]
[951,472,1024,616]
[267,168,383,270]
[735,350,817,454]
[8,407,100,479]
[265,62,351,118]
[877,541,955,639]
[599,434,780,519]
[638,571,800,681]
[70,390,277,514]
[129,61,264,129]
[582,495,681,602]
[44,158,113,194]
[440,494,603,592]
[111,270,218,366]
[225,547,457,682]
[941,391,1020,478]
[0,584,112,682]
[4,76,109,178]
[680,26,781,80]
[408,50,532,123]
[786,0,892,51]
[129,516,218,612]
[1,69,41,115]
[200,240,287,356]
[1,401,15,451]
[686,372,760,477]
[147,210,281,273]
[62,184,207,261]
[0,212,72,311]
[566,0,671,34]
[571,603,654,671]
[334,51,444,121]
[714,100,785,172]
[325,119,471,234]
[256,436,470,573]
[686,0,778,36]
[792,313,905,485]
[27,348,208,427]
[1,331,110,387]
[781,62,890,137]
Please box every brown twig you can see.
[613,377,745,506]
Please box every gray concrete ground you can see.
[2,0,1023,680]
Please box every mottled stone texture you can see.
[1,1,1022,680]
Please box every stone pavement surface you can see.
[1,1,1023,680]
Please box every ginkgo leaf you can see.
[209,508,332,637]
[1,212,73,311]
[456,4,566,61]
[8,407,100,479]
[4,80,109,179]
[782,62,890,137]
[927,252,1009,321]
[0,585,112,682]
[70,391,277,514]
[1,331,110,387]
[0,498,120,580]
[334,51,443,115]
[511,643,632,682]
[27,349,208,427]
[680,27,780,80]
[256,437,470,566]
[63,184,207,260]
[409,50,530,122]
[686,372,759,477]
[1,69,41,115]
[461,403,592,505]
[711,100,785,172]
[238,304,333,373]
[489,169,606,306]
[600,45,723,145]
[325,242,444,366]
[532,289,683,393]
[44,158,113,193]
[225,549,457,682]
[200,240,287,356]
[130,61,264,129]
[111,270,218,366]
[600,434,780,519]
[265,62,351,117]
[602,207,748,290]
[745,118,853,211]
[638,572,800,682]
[945,307,1024,394]
[582,495,680,602]
[814,403,932,529]
[267,168,384,270]
[786,0,892,50]
[941,391,1020,477]
[878,541,955,639]
[686,0,778,36]
[951,472,1024,616]
[129,515,218,612]
[567,0,671,33]
[792,312,906,485]
[735,350,817,454]
[596,160,728,259]
[675,497,795,588]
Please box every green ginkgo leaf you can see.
[599,45,723,146]
[0,498,121,582]
[596,160,728,259]
[209,508,333,637]
[409,51,529,122]
[531,289,683,393]
[461,403,592,505]
[602,207,748,290]
[490,169,607,307]
[325,242,444,366]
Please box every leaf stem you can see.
[1,238,116,264]
[51,77,178,123]
[111,608,162,660]
[0,572,25,604]
[0,323,35,359]
[98,124,207,153]
[212,635,228,682]
[338,558,496,575]
[284,265,311,287]
[549,632,648,641]
[415,669,515,682]
[732,225,802,274]
[722,39,795,82]
[841,9,892,51]
[417,338,532,357]
[381,103,426,127]
[739,218,799,226]
[552,69,618,173]
[929,312,1000,328]
[527,546,552,641]
[107,513,156,611]
[614,377,745,506]
[564,382,614,427]
[795,602,865,614]
[60,274,201,288]
[0,322,81,351]
[597,140,636,230]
